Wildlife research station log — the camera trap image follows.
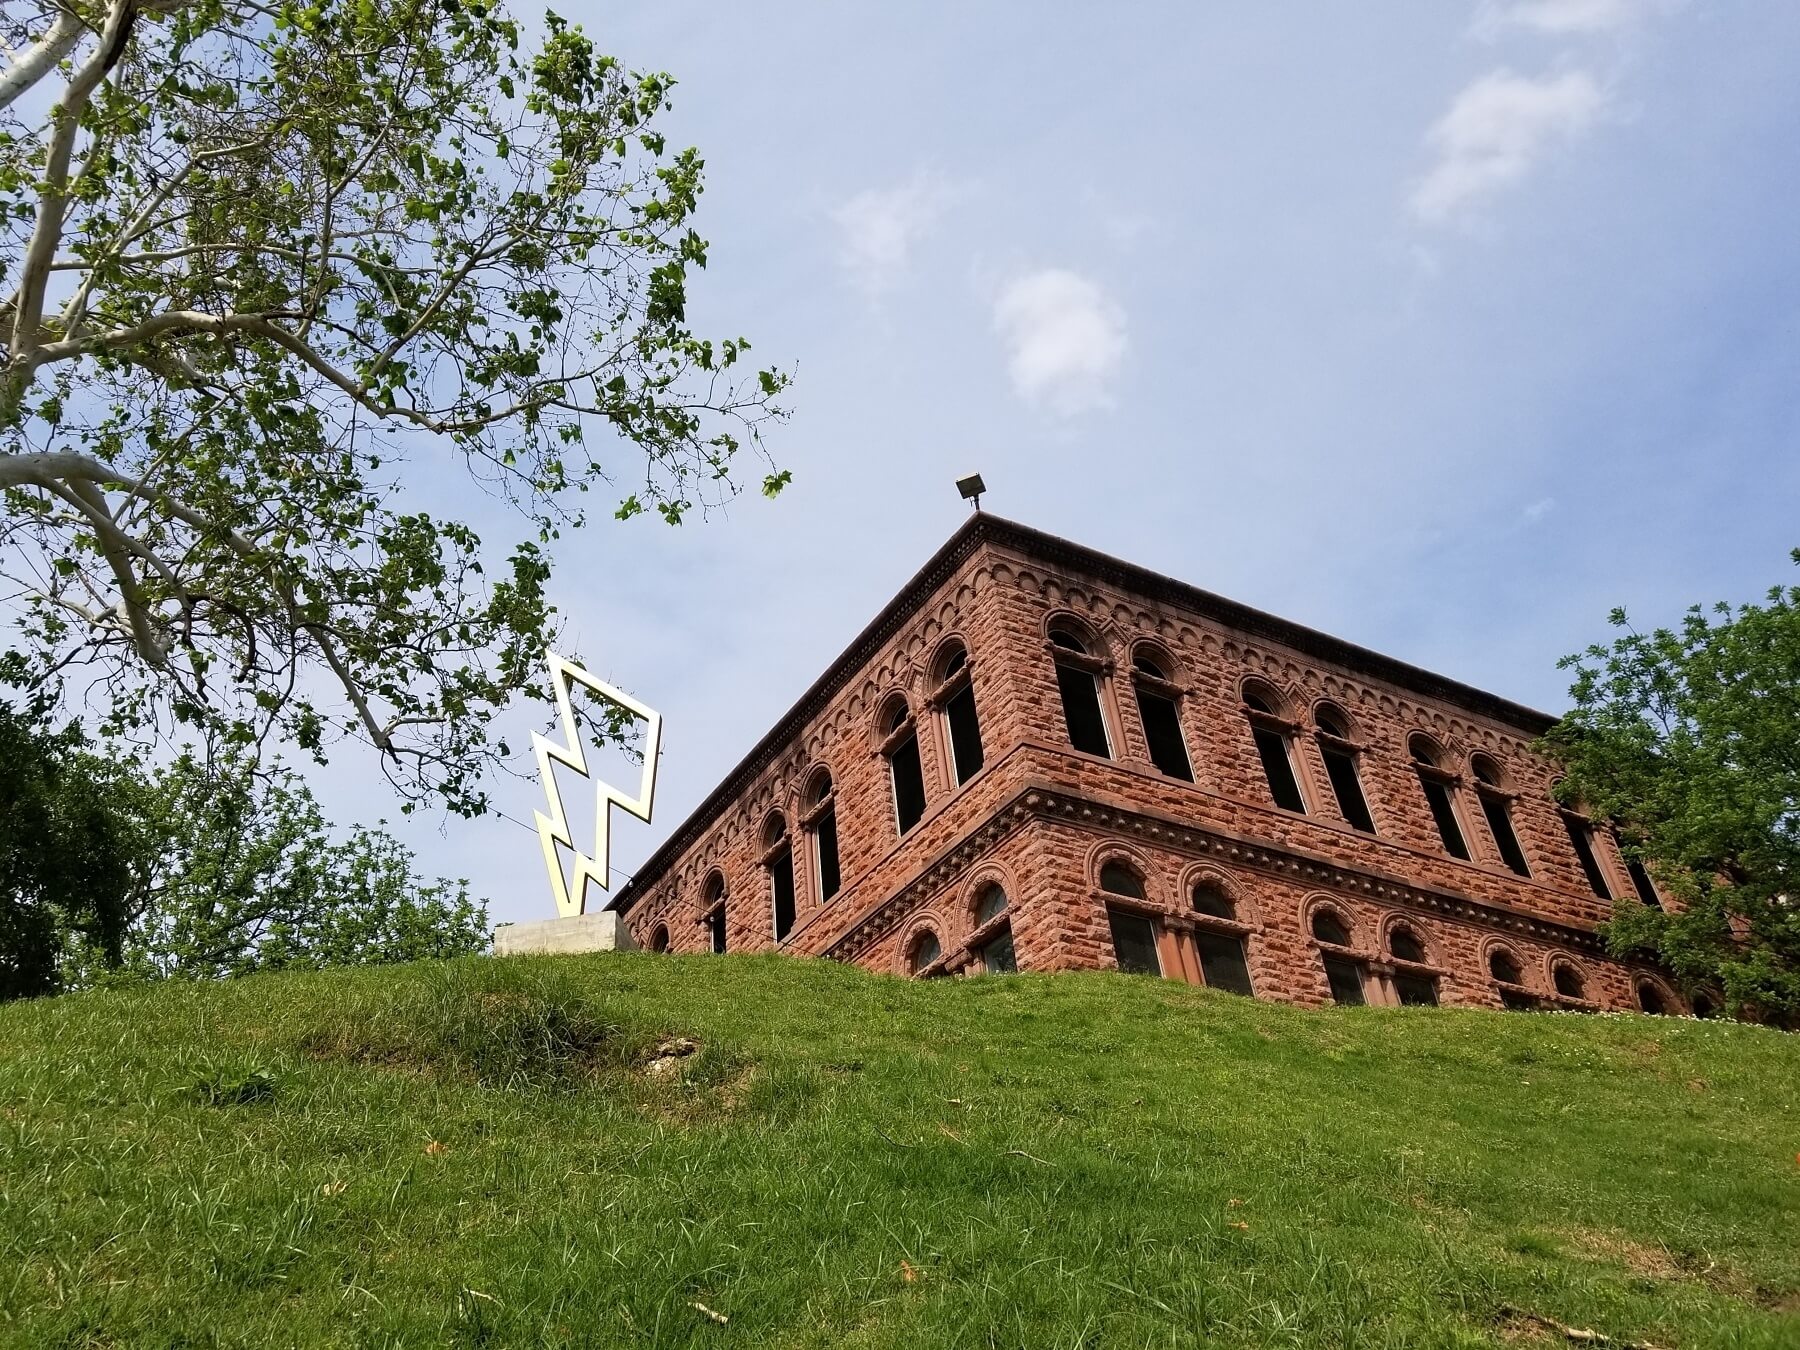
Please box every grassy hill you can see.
[2,954,1797,1349]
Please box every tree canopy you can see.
[0,0,789,814]
[1543,557,1800,1025]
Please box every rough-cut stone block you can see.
[493,911,637,957]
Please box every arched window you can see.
[1552,962,1585,1000]
[1243,683,1306,813]
[1132,652,1193,781]
[650,923,671,954]
[972,884,1017,973]
[1387,925,1437,1005]
[1636,980,1667,1015]
[1315,705,1374,833]
[1310,908,1363,1005]
[936,643,986,785]
[806,770,841,904]
[1410,736,1470,861]
[1050,626,1112,758]
[1190,883,1252,996]
[1471,756,1529,877]
[1190,883,1235,920]
[907,928,943,977]
[764,814,796,943]
[1099,861,1146,899]
[882,698,928,834]
[1488,948,1523,984]
[703,873,727,954]
[1691,992,1717,1020]
[1310,909,1352,946]
[1560,808,1613,900]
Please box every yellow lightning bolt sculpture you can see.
[532,649,663,918]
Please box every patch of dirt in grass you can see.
[1564,1227,1686,1282]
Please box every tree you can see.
[90,748,492,983]
[0,0,789,815]
[0,702,145,998]
[1542,558,1800,1025]
[1,700,491,999]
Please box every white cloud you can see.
[991,269,1127,418]
[1521,496,1557,523]
[1410,69,1606,225]
[831,171,950,297]
[1474,0,1650,36]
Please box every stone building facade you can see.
[612,515,1702,1016]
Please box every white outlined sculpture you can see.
[531,649,662,918]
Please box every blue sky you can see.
[321,1,1800,926]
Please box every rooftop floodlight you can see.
[956,472,987,511]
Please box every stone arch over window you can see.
[701,869,728,954]
[877,693,928,835]
[1549,956,1587,1001]
[901,921,944,978]
[1179,863,1257,928]
[1090,841,1156,902]
[1303,896,1365,1005]
[1183,866,1255,997]
[1384,918,1440,1006]
[1242,678,1307,813]
[1098,859,1148,900]
[931,636,985,786]
[763,811,797,943]
[649,922,670,954]
[1047,614,1113,759]
[1313,700,1375,834]
[1484,939,1538,1009]
[1635,975,1673,1015]
[1410,732,1471,861]
[802,765,842,905]
[1469,753,1530,877]
[961,866,1020,974]
[1689,988,1721,1019]
[1129,641,1193,781]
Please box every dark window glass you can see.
[1553,964,1584,999]
[1323,955,1365,1006]
[1395,972,1439,1006]
[980,927,1018,974]
[1691,993,1716,1019]
[1321,745,1375,832]
[1191,884,1235,920]
[1389,928,1427,964]
[1564,817,1612,899]
[890,733,927,834]
[1196,931,1254,996]
[1136,687,1193,780]
[1637,982,1666,1015]
[1499,988,1538,1011]
[650,925,670,954]
[1243,690,1276,715]
[945,682,985,783]
[942,649,967,677]
[1252,725,1306,812]
[813,807,841,902]
[770,847,796,942]
[1108,907,1162,975]
[707,906,727,954]
[975,884,1007,926]
[1625,858,1662,910]
[1481,795,1530,876]
[1311,910,1351,946]
[909,931,941,975]
[1051,630,1087,653]
[1055,662,1111,757]
[1099,862,1145,898]
[1315,708,1350,739]
[1419,776,1470,859]
[1488,950,1522,984]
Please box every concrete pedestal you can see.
[493,911,637,957]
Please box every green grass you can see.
[2,955,1797,1348]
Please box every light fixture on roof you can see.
[956,472,986,512]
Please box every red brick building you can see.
[613,515,1702,1016]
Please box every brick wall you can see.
[616,518,1695,1019]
